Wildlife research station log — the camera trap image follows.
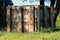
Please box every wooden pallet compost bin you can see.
[6,5,54,32]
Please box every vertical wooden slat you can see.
[6,6,11,32]
[33,6,39,32]
[24,6,34,32]
[44,6,51,27]
[11,6,22,32]
[16,7,22,32]
[39,5,44,30]
[50,6,54,28]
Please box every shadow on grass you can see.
[52,26,60,32]
[40,26,60,32]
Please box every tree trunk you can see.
[40,0,44,5]
[53,0,60,27]
[50,0,55,7]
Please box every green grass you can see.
[0,16,60,40]
[0,31,60,40]
[56,16,60,26]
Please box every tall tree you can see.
[50,0,55,7]
[40,0,60,27]
[40,0,44,5]
[39,0,44,27]
[53,0,60,26]
[50,0,60,27]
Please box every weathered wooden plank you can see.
[6,6,11,32]
[23,6,34,32]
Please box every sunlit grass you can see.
[0,31,60,40]
[56,16,60,26]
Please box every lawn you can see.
[0,31,60,40]
[0,16,60,40]
[56,16,60,26]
